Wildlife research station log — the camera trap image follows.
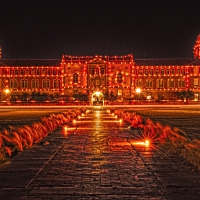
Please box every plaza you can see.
[0,106,200,199]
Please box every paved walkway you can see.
[0,108,200,200]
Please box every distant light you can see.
[136,88,141,94]
[4,88,10,94]
[145,140,150,147]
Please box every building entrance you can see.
[91,91,104,106]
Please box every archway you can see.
[91,91,104,106]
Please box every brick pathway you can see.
[0,108,200,199]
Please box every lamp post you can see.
[4,88,10,104]
[135,88,142,103]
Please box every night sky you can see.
[0,0,200,59]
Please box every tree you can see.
[176,89,194,104]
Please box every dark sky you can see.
[0,0,200,59]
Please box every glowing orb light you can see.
[4,88,10,94]
[145,140,150,147]
[136,88,141,94]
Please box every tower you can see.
[193,35,200,59]
[0,46,1,59]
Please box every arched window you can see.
[95,67,99,75]
[53,69,57,75]
[21,79,25,88]
[167,79,175,88]
[41,69,45,76]
[25,69,29,75]
[47,69,51,75]
[117,73,123,83]
[135,79,143,87]
[31,69,35,75]
[73,73,78,83]
[32,79,35,88]
[42,79,46,88]
[24,80,28,88]
[10,79,14,88]
[161,69,164,75]
[20,69,24,75]
[35,79,39,88]
[15,70,18,76]
[37,69,40,76]
[91,68,95,76]
[10,79,17,88]
[157,79,164,88]
[101,67,104,75]
[14,79,17,88]
[178,79,185,88]
[53,80,57,88]
[46,79,50,88]
[146,79,153,88]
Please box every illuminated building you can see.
[0,35,200,103]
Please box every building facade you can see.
[0,35,200,103]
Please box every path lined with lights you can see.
[0,108,200,199]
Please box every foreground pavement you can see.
[0,108,200,200]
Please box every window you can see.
[157,79,164,88]
[36,69,40,76]
[118,89,122,96]
[144,69,148,75]
[20,69,24,75]
[134,69,138,75]
[46,79,50,88]
[21,79,28,88]
[91,68,95,76]
[194,68,198,75]
[171,69,174,75]
[166,69,170,75]
[135,79,143,87]
[155,68,159,75]
[73,73,78,83]
[95,67,99,75]
[25,69,29,75]
[31,69,35,75]
[53,69,57,75]
[101,67,104,75]
[21,80,25,88]
[47,69,51,75]
[53,80,60,88]
[117,73,123,83]
[41,69,45,76]
[194,78,199,87]
[15,70,18,76]
[178,79,185,88]
[31,80,35,88]
[25,80,28,88]
[139,68,143,75]
[32,79,39,88]
[150,69,153,75]
[146,79,153,88]
[177,69,180,75]
[161,69,164,75]
[10,70,13,75]
[14,80,17,88]
[35,79,39,88]
[168,79,175,88]
[42,79,46,88]
[182,69,186,75]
